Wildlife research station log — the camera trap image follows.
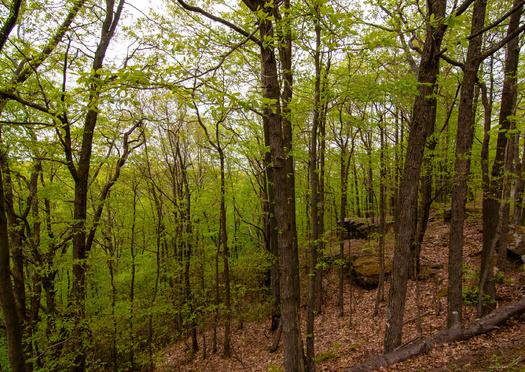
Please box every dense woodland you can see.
[1,0,525,371]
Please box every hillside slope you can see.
[158,210,525,371]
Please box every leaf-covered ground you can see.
[157,210,525,371]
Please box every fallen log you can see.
[343,296,525,372]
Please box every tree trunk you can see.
[513,132,525,225]
[411,91,437,279]
[383,0,448,353]
[219,151,231,358]
[374,121,386,316]
[0,169,26,372]
[271,2,305,370]
[447,0,486,328]
[315,99,327,316]
[353,161,361,218]
[68,3,125,370]
[480,0,522,317]
[306,11,323,370]
[497,126,514,269]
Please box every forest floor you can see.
[157,208,525,371]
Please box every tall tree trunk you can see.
[212,246,219,354]
[336,102,353,317]
[264,147,281,331]
[0,159,27,324]
[273,1,305,370]
[448,0,486,328]
[339,146,348,317]
[0,169,26,372]
[353,161,361,218]
[129,181,138,371]
[374,120,386,316]
[315,100,327,315]
[513,132,525,224]
[383,0,448,353]
[480,0,522,317]
[68,2,125,370]
[411,93,437,279]
[306,9,322,369]
[219,150,231,358]
[497,126,514,269]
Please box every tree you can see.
[384,0,462,353]
[447,0,488,329]
[192,90,237,358]
[0,164,26,372]
[448,0,525,326]
[480,0,523,317]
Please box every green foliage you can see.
[314,343,341,363]
[0,0,522,370]
[493,270,514,284]
[0,329,7,369]
[268,364,284,372]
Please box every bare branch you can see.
[176,0,261,46]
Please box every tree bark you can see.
[383,0,448,353]
[306,8,322,370]
[447,0,486,328]
[513,132,525,224]
[481,0,522,315]
[374,120,386,316]
[272,1,305,370]
[411,91,437,279]
[0,170,26,372]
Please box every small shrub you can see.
[268,364,283,372]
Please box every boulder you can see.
[507,225,525,263]
[349,256,392,290]
[338,217,380,240]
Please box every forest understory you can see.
[158,208,525,372]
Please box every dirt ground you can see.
[157,210,525,371]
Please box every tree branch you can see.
[176,0,261,46]
[0,0,22,54]
[480,22,525,61]
[468,0,525,40]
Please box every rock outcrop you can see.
[349,256,392,289]
[508,224,525,263]
[339,218,380,240]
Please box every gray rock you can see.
[507,225,525,262]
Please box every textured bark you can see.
[0,0,22,52]
[411,95,437,279]
[513,133,525,224]
[481,0,522,316]
[335,102,353,317]
[344,296,525,372]
[374,123,386,316]
[0,160,26,321]
[262,129,280,331]
[315,101,327,316]
[448,0,486,328]
[0,171,26,372]
[383,0,448,353]
[273,1,305,370]
[339,148,348,316]
[306,10,322,370]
